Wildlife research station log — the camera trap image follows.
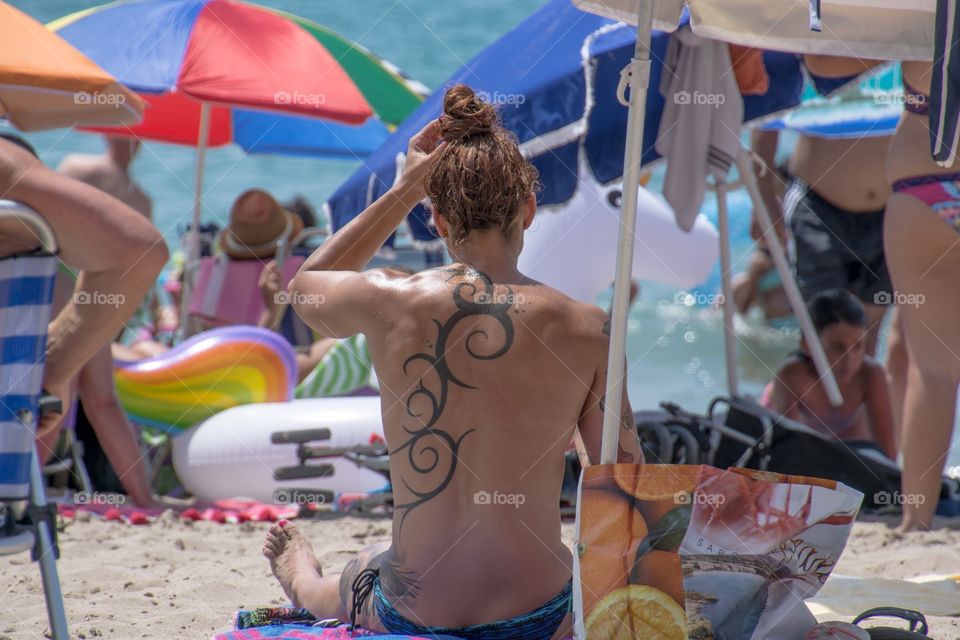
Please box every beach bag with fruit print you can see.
[573,464,863,639]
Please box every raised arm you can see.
[289,120,444,338]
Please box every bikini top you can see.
[903,79,930,116]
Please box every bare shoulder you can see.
[774,359,810,391]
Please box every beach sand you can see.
[3,514,959,639]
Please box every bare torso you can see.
[57,154,151,218]
[790,134,892,212]
[775,356,877,442]
[362,264,610,626]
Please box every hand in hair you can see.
[396,119,444,202]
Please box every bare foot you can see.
[263,520,322,607]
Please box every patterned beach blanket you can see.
[213,607,463,640]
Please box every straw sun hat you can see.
[219,188,304,259]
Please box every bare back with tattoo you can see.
[337,264,642,628]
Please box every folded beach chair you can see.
[188,253,311,344]
[634,396,916,510]
[0,200,70,639]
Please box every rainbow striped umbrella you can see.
[50,0,428,156]
[50,0,427,327]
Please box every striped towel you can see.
[295,334,375,398]
[0,252,57,500]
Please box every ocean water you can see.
[10,0,959,465]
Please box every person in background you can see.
[0,135,168,455]
[752,55,891,356]
[884,60,960,530]
[736,159,796,330]
[732,246,795,330]
[764,288,896,460]
[58,135,151,218]
[59,135,176,355]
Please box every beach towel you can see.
[57,498,298,525]
[295,334,375,399]
[214,607,466,640]
[656,28,743,231]
[806,574,960,619]
[574,464,862,639]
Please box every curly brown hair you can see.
[425,84,539,247]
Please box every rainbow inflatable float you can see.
[114,325,297,434]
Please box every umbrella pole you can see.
[734,150,843,406]
[179,101,212,338]
[599,0,654,465]
[714,179,740,397]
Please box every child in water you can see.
[763,288,897,459]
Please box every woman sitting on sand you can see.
[763,288,897,459]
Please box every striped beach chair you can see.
[0,200,70,639]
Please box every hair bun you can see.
[440,84,497,142]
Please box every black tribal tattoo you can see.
[393,267,515,537]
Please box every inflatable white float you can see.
[518,169,719,304]
[172,396,387,503]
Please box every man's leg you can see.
[263,522,389,630]
[885,306,909,443]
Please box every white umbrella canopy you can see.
[573,0,935,59]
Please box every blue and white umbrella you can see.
[325,0,804,248]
